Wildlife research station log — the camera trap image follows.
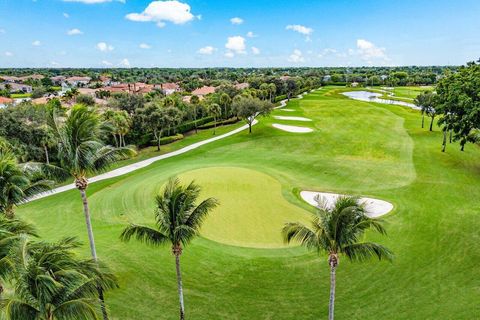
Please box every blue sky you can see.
[0,0,479,68]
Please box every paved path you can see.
[31,89,319,202]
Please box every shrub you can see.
[198,117,239,130]
[150,133,184,146]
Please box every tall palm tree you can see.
[0,148,52,218]
[0,216,37,295]
[2,237,118,320]
[46,105,135,320]
[207,103,221,135]
[282,196,393,320]
[120,177,218,320]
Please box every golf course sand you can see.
[274,116,312,121]
[300,191,393,218]
[272,124,313,133]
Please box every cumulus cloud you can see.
[225,36,246,57]
[126,1,197,28]
[246,31,257,38]
[101,60,113,66]
[63,0,125,3]
[4,51,13,57]
[318,48,337,58]
[286,24,313,40]
[354,39,390,63]
[288,49,305,63]
[224,52,234,58]
[139,43,151,49]
[63,13,70,18]
[251,46,260,55]
[96,42,114,52]
[230,17,243,25]
[32,40,41,46]
[67,28,83,35]
[119,58,130,67]
[197,46,216,55]
[50,61,60,66]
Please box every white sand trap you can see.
[272,124,313,133]
[300,191,393,218]
[281,109,295,112]
[274,116,312,122]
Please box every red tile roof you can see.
[192,86,216,96]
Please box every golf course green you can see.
[17,87,479,319]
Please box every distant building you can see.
[160,82,181,95]
[351,82,359,87]
[19,74,44,82]
[51,76,67,85]
[323,75,332,82]
[234,82,250,90]
[78,88,98,96]
[0,96,14,108]
[104,82,155,94]
[66,76,92,87]
[0,76,21,83]
[0,82,33,93]
[279,75,291,81]
[192,86,216,97]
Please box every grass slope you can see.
[17,87,479,319]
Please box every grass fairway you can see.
[17,87,480,319]
[179,167,309,248]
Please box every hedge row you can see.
[150,133,184,146]
[175,116,214,133]
[198,117,240,130]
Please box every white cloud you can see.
[50,61,60,66]
[126,1,197,28]
[230,17,243,25]
[225,36,246,57]
[4,51,13,57]
[318,48,337,58]
[96,42,114,52]
[139,43,151,49]
[286,24,313,37]
[32,40,41,46]
[355,39,390,63]
[251,46,260,55]
[224,52,234,58]
[63,13,70,18]
[196,14,202,20]
[101,60,113,66]
[288,49,305,63]
[197,46,216,55]
[67,28,83,35]
[0,29,6,34]
[119,58,130,67]
[246,31,257,38]
[63,0,125,3]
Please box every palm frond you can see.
[282,222,320,250]
[342,242,394,262]
[120,224,169,246]
[185,197,219,229]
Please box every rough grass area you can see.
[17,87,480,319]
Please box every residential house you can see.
[234,82,250,90]
[51,76,66,85]
[0,96,13,108]
[0,82,33,93]
[66,76,92,87]
[191,86,216,98]
[160,82,180,95]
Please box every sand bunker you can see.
[300,191,393,218]
[272,124,313,133]
[274,116,312,122]
[281,109,295,112]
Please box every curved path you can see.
[300,191,393,218]
[31,89,319,202]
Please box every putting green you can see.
[179,167,309,248]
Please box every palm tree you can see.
[120,177,219,320]
[46,105,135,320]
[0,216,37,295]
[207,103,221,135]
[2,237,118,320]
[0,148,52,218]
[282,196,393,320]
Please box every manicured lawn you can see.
[10,92,31,98]
[17,87,480,319]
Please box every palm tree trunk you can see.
[429,116,434,131]
[174,250,185,320]
[213,117,216,135]
[442,130,447,152]
[449,130,452,143]
[44,145,50,165]
[77,181,109,320]
[421,115,424,128]
[329,264,336,320]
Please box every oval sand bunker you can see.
[300,191,393,218]
[272,124,313,133]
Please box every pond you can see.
[342,91,419,110]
